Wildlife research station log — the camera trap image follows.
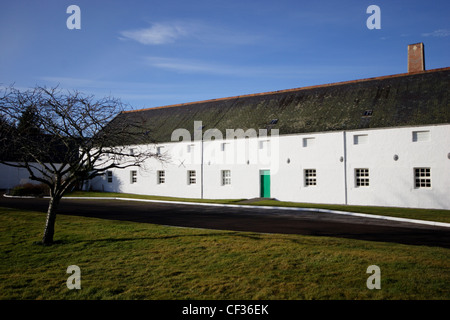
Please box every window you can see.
[188,170,196,185]
[221,143,229,152]
[157,170,165,184]
[187,144,194,153]
[129,148,135,156]
[221,170,231,185]
[130,170,137,184]
[303,137,315,147]
[304,169,317,186]
[412,131,430,142]
[106,171,113,183]
[355,168,369,187]
[259,140,270,149]
[363,110,373,117]
[414,168,431,188]
[354,134,368,145]
[156,146,164,155]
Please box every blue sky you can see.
[1,0,449,110]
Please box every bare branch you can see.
[1,85,162,244]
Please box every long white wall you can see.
[89,124,450,210]
[345,125,450,209]
[0,164,32,189]
[0,163,58,190]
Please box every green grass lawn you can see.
[65,191,450,224]
[0,206,449,300]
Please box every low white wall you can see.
[0,163,52,190]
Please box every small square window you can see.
[157,170,165,184]
[354,134,368,145]
[355,168,369,187]
[303,137,315,147]
[412,131,430,142]
[221,170,231,185]
[304,169,317,186]
[363,110,373,117]
[188,170,196,185]
[107,171,113,183]
[259,140,270,149]
[414,168,431,188]
[221,143,229,152]
[130,170,137,184]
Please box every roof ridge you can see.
[123,66,450,114]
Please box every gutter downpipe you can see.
[201,137,204,199]
[343,131,348,205]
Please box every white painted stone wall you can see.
[89,124,450,210]
[0,164,32,189]
[0,163,60,190]
[345,124,450,209]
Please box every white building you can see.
[89,43,450,210]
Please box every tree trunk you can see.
[42,196,60,245]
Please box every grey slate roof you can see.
[111,67,450,143]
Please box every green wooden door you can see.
[260,170,271,198]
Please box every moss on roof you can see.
[112,68,450,143]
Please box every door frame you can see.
[259,169,271,198]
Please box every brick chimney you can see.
[407,43,425,73]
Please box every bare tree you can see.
[0,85,162,245]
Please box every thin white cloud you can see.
[119,22,189,45]
[145,57,236,75]
[421,29,450,37]
[120,21,262,46]
[144,56,362,79]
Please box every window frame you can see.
[106,170,113,183]
[412,131,430,142]
[414,167,431,188]
[221,142,229,152]
[303,137,315,148]
[157,170,165,184]
[304,169,317,187]
[355,168,370,187]
[130,170,137,184]
[188,170,196,185]
[221,170,231,186]
[353,134,368,145]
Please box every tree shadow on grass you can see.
[47,231,255,246]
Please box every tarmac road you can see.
[1,195,449,248]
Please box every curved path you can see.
[1,196,449,248]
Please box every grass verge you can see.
[0,206,449,300]
[65,191,450,224]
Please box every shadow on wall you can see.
[86,171,125,193]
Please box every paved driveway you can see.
[1,196,449,248]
